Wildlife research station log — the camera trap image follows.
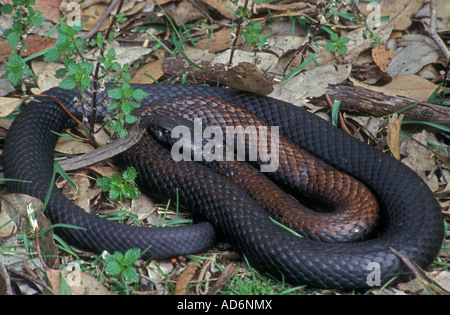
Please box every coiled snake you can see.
[3,84,444,290]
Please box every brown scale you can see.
[136,95,379,242]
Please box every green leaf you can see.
[110,172,123,185]
[1,4,13,14]
[326,41,336,52]
[113,122,127,138]
[80,76,92,91]
[124,114,137,124]
[337,46,348,55]
[131,88,149,101]
[96,176,112,190]
[114,251,125,264]
[55,68,67,78]
[6,54,30,86]
[7,32,20,48]
[59,76,77,90]
[122,267,138,283]
[30,13,44,27]
[109,189,120,201]
[330,32,339,42]
[106,47,116,59]
[44,47,61,62]
[122,184,138,199]
[105,260,122,276]
[340,36,350,44]
[59,23,71,35]
[120,101,134,115]
[124,248,141,264]
[108,87,123,99]
[122,168,137,182]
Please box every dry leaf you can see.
[0,193,59,268]
[59,172,100,212]
[358,0,425,31]
[387,113,404,160]
[253,1,309,13]
[343,114,383,140]
[35,0,63,23]
[396,270,450,294]
[270,64,352,105]
[214,49,279,72]
[55,137,95,155]
[0,97,23,118]
[202,0,253,19]
[131,59,164,84]
[175,263,199,295]
[90,165,118,178]
[46,268,114,295]
[0,269,7,295]
[104,45,153,68]
[0,206,17,237]
[401,130,438,191]
[266,35,305,58]
[0,35,55,59]
[414,0,450,32]
[372,45,397,72]
[165,0,208,26]
[130,194,157,221]
[146,261,174,294]
[387,44,439,78]
[80,4,112,32]
[350,75,438,102]
[226,62,273,95]
[33,61,65,92]
[196,28,236,53]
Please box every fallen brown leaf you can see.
[175,263,199,295]
[401,130,438,191]
[372,45,397,72]
[387,113,404,160]
[0,97,23,118]
[131,59,165,84]
[0,35,56,59]
[351,74,438,103]
[227,62,273,95]
[46,268,114,295]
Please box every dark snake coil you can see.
[3,84,444,290]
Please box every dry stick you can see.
[57,124,146,171]
[82,0,120,40]
[228,0,249,67]
[424,0,450,62]
[390,247,450,295]
[90,0,124,144]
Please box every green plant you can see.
[43,1,148,139]
[326,32,350,55]
[96,167,139,203]
[1,0,45,86]
[240,21,271,52]
[228,0,274,65]
[103,248,141,294]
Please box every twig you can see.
[90,0,124,142]
[57,124,146,171]
[228,0,249,67]
[82,0,121,40]
[6,266,56,295]
[424,0,450,62]
[390,247,450,295]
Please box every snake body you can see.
[3,84,444,290]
